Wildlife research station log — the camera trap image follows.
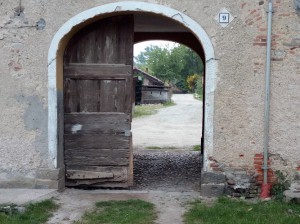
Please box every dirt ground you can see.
[47,94,203,224]
[47,189,206,224]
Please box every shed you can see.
[133,67,172,104]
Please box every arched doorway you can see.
[48,1,217,188]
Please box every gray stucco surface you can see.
[0,0,299,188]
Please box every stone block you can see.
[35,177,64,191]
[294,172,300,181]
[284,190,300,203]
[0,179,35,188]
[201,183,225,197]
[36,167,65,180]
[201,172,226,184]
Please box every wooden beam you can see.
[64,113,131,134]
[66,170,114,179]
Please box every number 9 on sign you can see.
[219,13,229,23]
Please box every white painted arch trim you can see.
[48,1,217,171]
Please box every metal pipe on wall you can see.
[263,0,273,188]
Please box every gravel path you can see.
[133,150,202,191]
[132,94,202,150]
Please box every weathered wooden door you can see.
[63,15,134,188]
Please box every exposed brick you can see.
[8,61,22,71]
[254,160,263,165]
[254,160,271,165]
[245,19,253,25]
[256,35,267,39]
[257,180,263,185]
[278,13,291,17]
[255,154,263,158]
[268,176,277,184]
[256,175,263,181]
[271,58,284,61]
[247,21,254,26]
[256,170,263,175]
[210,163,219,167]
[212,167,223,172]
[253,43,267,46]
[255,165,262,170]
[208,156,215,161]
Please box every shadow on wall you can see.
[295,0,300,15]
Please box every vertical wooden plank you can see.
[93,15,134,65]
[100,80,117,112]
[128,135,133,186]
[124,77,133,113]
[64,78,79,113]
[78,80,100,112]
[117,15,134,65]
[115,80,125,112]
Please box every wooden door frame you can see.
[48,2,217,183]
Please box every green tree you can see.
[134,43,204,91]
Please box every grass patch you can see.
[163,100,176,107]
[146,146,162,149]
[0,199,58,224]
[133,101,175,118]
[193,145,201,151]
[194,93,203,101]
[145,146,178,150]
[77,199,156,224]
[164,146,177,149]
[184,197,300,224]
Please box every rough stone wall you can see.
[0,0,299,189]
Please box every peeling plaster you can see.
[48,1,217,170]
[15,95,48,162]
[71,124,82,134]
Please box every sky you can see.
[133,40,178,57]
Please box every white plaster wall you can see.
[142,90,169,101]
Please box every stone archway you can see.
[48,1,217,180]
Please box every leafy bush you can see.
[271,171,290,201]
[195,78,203,99]
[186,74,200,91]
